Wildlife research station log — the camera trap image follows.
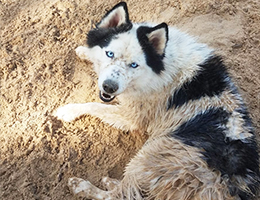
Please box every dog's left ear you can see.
[137,23,168,73]
[97,2,130,28]
[146,23,169,55]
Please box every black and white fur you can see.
[56,2,259,199]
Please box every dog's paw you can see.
[102,177,120,190]
[55,104,83,122]
[68,177,92,196]
[75,46,89,60]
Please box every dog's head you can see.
[85,2,169,102]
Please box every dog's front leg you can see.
[55,103,130,130]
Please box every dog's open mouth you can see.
[99,91,115,102]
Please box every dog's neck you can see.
[116,84,175,135]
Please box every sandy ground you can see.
[0,0,259,199]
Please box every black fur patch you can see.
[136,23,168,74]
[87,23,133,48]
[167,56,229,110]
[171,107,260,198]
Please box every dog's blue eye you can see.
[106,51,114,58]
[130,62,139,68]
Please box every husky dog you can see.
[56,2,259,200]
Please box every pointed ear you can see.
[146,23,168,55]
[97,2,130,28]
[137,23,168,73]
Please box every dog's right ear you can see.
[87,2,132,48]
[97,2,130,28]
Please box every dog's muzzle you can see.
[99,79,118,102]
[99,91,115,102]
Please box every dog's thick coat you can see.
[56,2,260,200]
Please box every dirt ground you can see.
[0,0,259,199]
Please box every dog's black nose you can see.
[102,79,119,94]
